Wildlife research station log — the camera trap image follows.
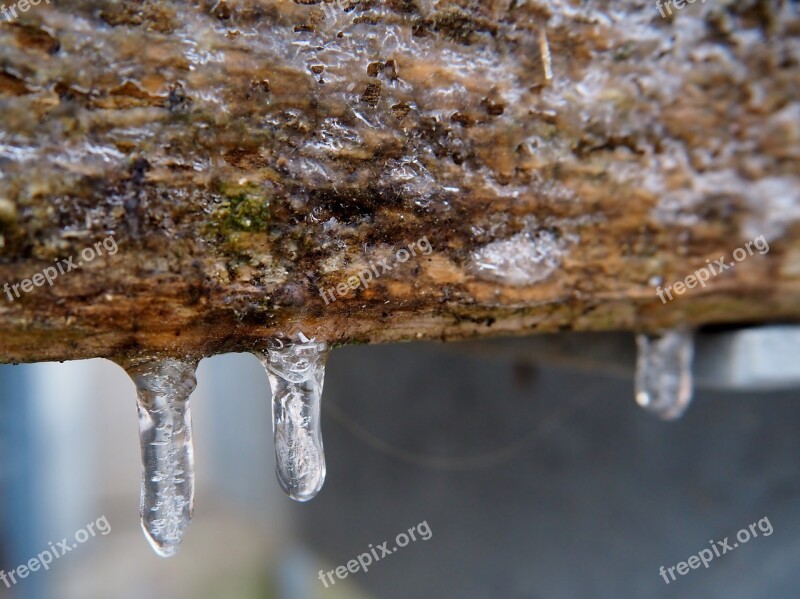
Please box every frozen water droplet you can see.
[256,335,329,502]
[635,328,694,420]
[125,358,197,557]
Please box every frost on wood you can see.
[470,230,570,286]
[0,0,798,362]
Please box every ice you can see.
[125,358,197,557]
[256,334,329,502]
[635,328,695,420]
[470,230,568,285]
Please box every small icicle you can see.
[635,328,695,420]
[257,333,329,502]
[125,358,198,557]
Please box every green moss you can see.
[226,194,271,231]
[207,181,271,239]
[341,337,370,347]
[613,42,635,62]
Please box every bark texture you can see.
[0,0,798,363]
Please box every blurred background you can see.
[0,335,798,599]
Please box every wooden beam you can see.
[0,0,798,363]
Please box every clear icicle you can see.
[635,328,695,420]
[257,333,329,502]
[126,358,198,557]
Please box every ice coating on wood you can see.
[258,333,329,502]
[469,228,574,286]
[635,329,694,420]
[2,4,800,362]
[127,358,197,557]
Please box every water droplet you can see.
[635,328,694,420]
[256,334,329,502]
[125,358,198,557]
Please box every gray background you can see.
[0,336,797,598]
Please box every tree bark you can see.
[0,0,798,363]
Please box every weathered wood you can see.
[0,0,798,363]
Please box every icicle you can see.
[257,333,329,502]
[635,328,695,420]
[125,358,197,557]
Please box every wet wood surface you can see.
[0,0,798,363]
